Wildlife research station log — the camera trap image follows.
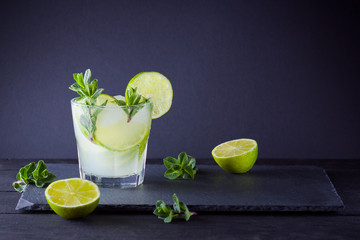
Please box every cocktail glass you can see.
[70,97,152,188]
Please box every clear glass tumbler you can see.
[71,97,152,188]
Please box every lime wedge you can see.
[126,72,173,119]
[45,178,100,219]
[211,139,258,173]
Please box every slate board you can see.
[16,164,344,212]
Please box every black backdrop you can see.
[1,0,359,160]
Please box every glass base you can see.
[80,168,145,188]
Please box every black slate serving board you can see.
[16,164,344,212]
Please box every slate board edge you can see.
[17,204,344,213]
[322,169,345,210]
[15,164,345,213]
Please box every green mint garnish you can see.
[13,160,57,193]
[113,87,151,122]
[153,193,196,223]
[69,69,106,141]
[163,152,198,180]
[69,69,104,104]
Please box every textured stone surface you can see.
[16,164,344,212]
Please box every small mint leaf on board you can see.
[153,193,195,223]
[163,157,179,169]
[183,165,195,179]
[164,169,183,180]
[13,160,57,193]
[13,182,26,193]
[163,152,197,180]
[31,160,57,187]
[17,162,36,183]
[188,156,196,169]
[172,194,181,213]
[179,201,193,221]
[164,210,174,223]
[178,152,188,166]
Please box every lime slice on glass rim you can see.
[126,72,173,119]
[45,178,100,219]
[212,139,258,173]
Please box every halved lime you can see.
[45,178,100,219]
[212,139,258,173]
[126,72,173,119]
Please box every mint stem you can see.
[88,108,94,142]
[127,108,134,123]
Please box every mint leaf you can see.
[172,194,181,213]
[69,83,81,91]
[83,69,92,85]
[188,156,196,169]
[17,162,36,183]
[178,152,188,166]
[183,165,195,179]
[13,182,26,193]
[163,157,178,169]
[13,160,57,193]
[164,168,183,180]
[92,88,103,99]
[179,201,193,221]
[154,200,172,219]
[153,193,195,223]
[164,210,174,223]
[31,160,57,187]
[73,73,84,87]
[163,152,198,180]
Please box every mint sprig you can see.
[113,87,151,122]
[13,160,57,193]
[69,69,106,141]
[69,69,104,104]
[163,152,198,180]
[153,193,196,223]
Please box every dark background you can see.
[0,0,359,160]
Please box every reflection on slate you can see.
[16,164,344,212]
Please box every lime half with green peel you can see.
[45,178,100,219]
[126,72,173,119]
[212,139,258,173]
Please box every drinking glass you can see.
[71,98,152,188]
